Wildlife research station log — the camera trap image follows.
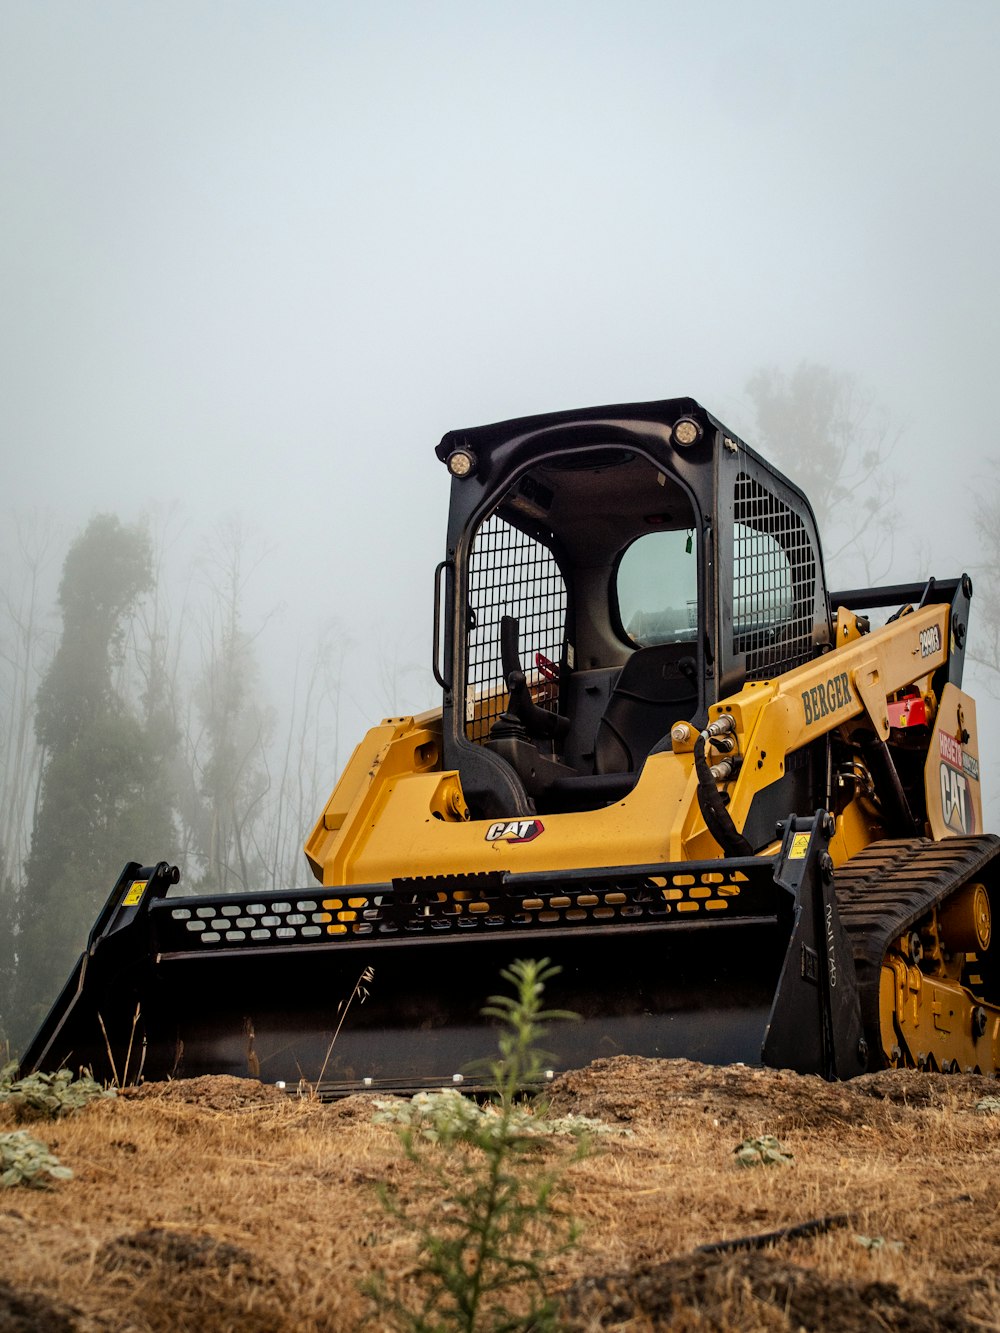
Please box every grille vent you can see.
[733,472,817,679]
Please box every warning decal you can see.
[122,880,148,907]
[788,832,811,860]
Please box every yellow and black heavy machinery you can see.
[22,398,999,1089]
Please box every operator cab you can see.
[436,400,829,819]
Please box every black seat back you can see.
[594,645,698,775]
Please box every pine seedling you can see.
[369,958,585,1333]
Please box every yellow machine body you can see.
[306,602,955,881]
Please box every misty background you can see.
[2,1,999,1044]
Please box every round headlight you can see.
[446,448,478,478]
[672,417,703,448]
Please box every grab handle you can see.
[432,560,453,689]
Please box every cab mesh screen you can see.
[466,513,567,740]
[733,473,816,680]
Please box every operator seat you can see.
[593,644,699,774]
[486,638,699,813]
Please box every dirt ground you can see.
[1,1058,998,1331]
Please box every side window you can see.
[733,525,793,631]
[733,473,816,679]
[616,530,698,647]
[466,513,566,741]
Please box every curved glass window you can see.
[616,530,698,647]
[733,524,793,631]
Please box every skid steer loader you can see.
[22,398,999,1091]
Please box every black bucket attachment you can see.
[21,814,867,1093]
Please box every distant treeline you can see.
[0,511,355,1053]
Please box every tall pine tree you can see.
[14,516,177,1049]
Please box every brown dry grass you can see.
[1,1060,998,1332]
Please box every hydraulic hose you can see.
[693,721,753,858]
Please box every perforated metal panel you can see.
[465,513,567,741]
[733,473,816,680]
[154,860,776,951]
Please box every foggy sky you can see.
[3,2,999,809]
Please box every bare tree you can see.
[373,626,434,720]
[0,512,58,898]
[746,363,901,586]
[186,517,275,893]
[255,621,350,890]
[0,512,60,1042]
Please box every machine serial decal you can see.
[801,671,852,726]
[919,625,942,658]
[939,731,980,780]
[485,819,545,844]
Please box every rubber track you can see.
[834,834,1000,1057]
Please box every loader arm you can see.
[673,599,961,862]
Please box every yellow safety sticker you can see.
[122,880,148,907]
[788,833,811,860]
